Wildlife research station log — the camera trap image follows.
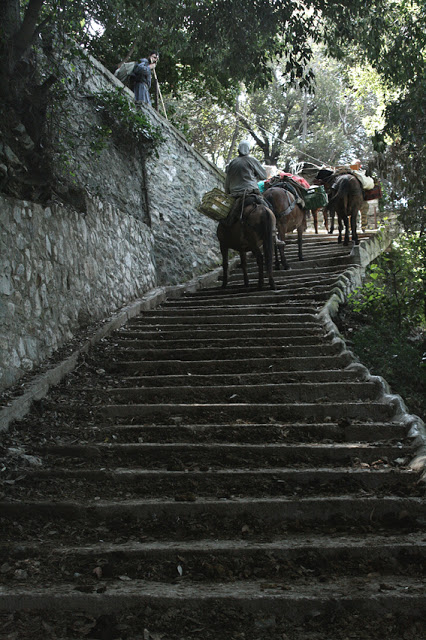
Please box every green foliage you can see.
[168,48,381,168]
[92,88,164,152]
[348,321,425,421]
[348,233,426,330]
[340,230,426,421]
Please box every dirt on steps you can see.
[0,234,425,640]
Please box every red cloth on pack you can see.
[279,172,310,189]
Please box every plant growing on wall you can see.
[91,88,164,155]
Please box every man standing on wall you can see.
[222,140,267,226]
[132,51,159,105]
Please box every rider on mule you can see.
[222,141,267,227]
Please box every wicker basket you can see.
[304,185,328,210]
[197,188,234,221]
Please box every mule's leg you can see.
[337,215,343,244]
[274,243,281,270]
[220,244,229,288]
[328,207,335,234]
[276,223,289,270]
[323,208,329,232]
[264,235,276,290]
[351,211,359,245]
[312,209,318,234]
[253,248,264,290]
[297,226,304,261]
[342,216,350,245]
[240,251,249,288]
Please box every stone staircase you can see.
[0,234,425,640]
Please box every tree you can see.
[324,0,426,224]
[170,50,382,170]
[0,0,400,202]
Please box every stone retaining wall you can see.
[0,50,225,391]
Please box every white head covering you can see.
[238,140,251,156]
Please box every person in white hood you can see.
[222,141,267,226]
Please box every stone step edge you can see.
[1,495,422,515]
[15,467,417,480]
[3,535,424,555]
[40,441,406,454]
[0,578,424,616]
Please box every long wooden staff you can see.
[153,68,168,119]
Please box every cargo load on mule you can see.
[263,172,328,210]
[364,178,383,201]
[197,188,234,221]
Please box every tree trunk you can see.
[226,94,240,165]
[10,0,45,69]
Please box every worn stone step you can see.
[33,420,408,446]
[190,277,341,297]
[76,421,409,445]
[0,577,424,636]
[232,254,354,271]
[102,381,381,405]
[116,326,324,340]
[101,369,362,388]
[195,267,354,295]
[1,496,424,539]
[0,596,426,640]
[162,291,332,308]
[9,468,420,501]
[129,307,318,322]
[112,334,327,349]
[1,535,424,587]
[110,343,344,362]
[117,321,322,336]
[104,353,354,375]
[96,400,397,423]
[36,442,410,468]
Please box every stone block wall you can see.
[0,50,225,391]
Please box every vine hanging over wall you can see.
[91,88,165,156]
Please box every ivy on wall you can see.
[91,88,165,156]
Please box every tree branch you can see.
[10,0,45,68]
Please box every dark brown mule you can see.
[318,172,363,245]
[263,186,306,270]
[217,195,276,290]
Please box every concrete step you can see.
[97,369,363,387]
[1,534,424,586]
[109,343,344,362]
[35,442,410,468]
[115,326,324,339]
[1,496,423,537]
[161,290,333,307]
[128,307,318,321]
[103,353,354,375]
[112,334,328,349]
[94,400,397,423]
[30,421,408,445]
[101,381,382,405]
[9,468,420,501]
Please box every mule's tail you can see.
[325,177,348,210]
